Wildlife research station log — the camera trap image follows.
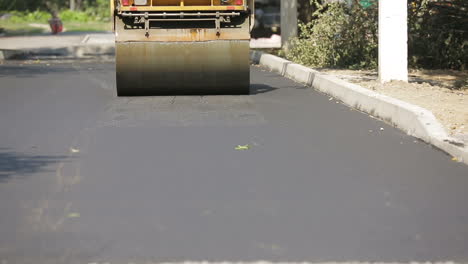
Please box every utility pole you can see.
[378,0,408,83]
[281,0,298,49]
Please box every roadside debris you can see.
[67,213,80,218]
[48,16,63,35]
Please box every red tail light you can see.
[235,0,243,5]
[122,0,130,6]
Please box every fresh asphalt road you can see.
[0,59,467,264]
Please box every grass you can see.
[64,22,111,32]
[0,10,111,36]
[0,20,111,36]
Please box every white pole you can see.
[281,0,298,49]
[378,0,408,83]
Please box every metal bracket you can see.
[215,19,221,36]
[215,12,221,36]
[144,12,150,37]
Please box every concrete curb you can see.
[250,50,468,165]
[0,44,115,60]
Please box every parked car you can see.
[252,0,280,38]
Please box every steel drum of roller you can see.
[112,0,254,96]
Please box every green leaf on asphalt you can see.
[70,148,80,153]
[67,213,80,218]
[235,145,250,151]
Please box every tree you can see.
[408,0,467,69]
[45,1,62,17]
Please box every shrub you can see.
[8,10,50,23]
[287,0,467,70]
[1,4,110,24]
[408,0,467,70]
[285,1,378,69]
[60,10,92,22]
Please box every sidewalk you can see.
[0,31,281,59]
[0,32,115,59]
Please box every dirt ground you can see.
[322,69,468,142]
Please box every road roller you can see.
[111,0,254,96]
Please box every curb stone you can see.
[250,50,468,165]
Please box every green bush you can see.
[286,1,378,69]
[93,0,111,21]
[7,10,51,23]
[1,6,110,23]
[63,0,110,22]
[408,0,467,70]
[60,10,92,22]
[288,0,467,70]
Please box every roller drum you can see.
[116,40,250,96]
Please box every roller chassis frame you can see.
[120,11,242,37]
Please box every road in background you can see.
[0,59,467,264]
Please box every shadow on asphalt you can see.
[250,83,277,94]
[0,148,67,182]
[0,64,76,78]
[0,61,111,78]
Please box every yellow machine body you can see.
[112,0,254,96]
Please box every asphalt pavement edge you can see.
[0,49,27,60]
[0,44,115,59]
[250,50,468,165]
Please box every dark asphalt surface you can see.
[0,60,467,264]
